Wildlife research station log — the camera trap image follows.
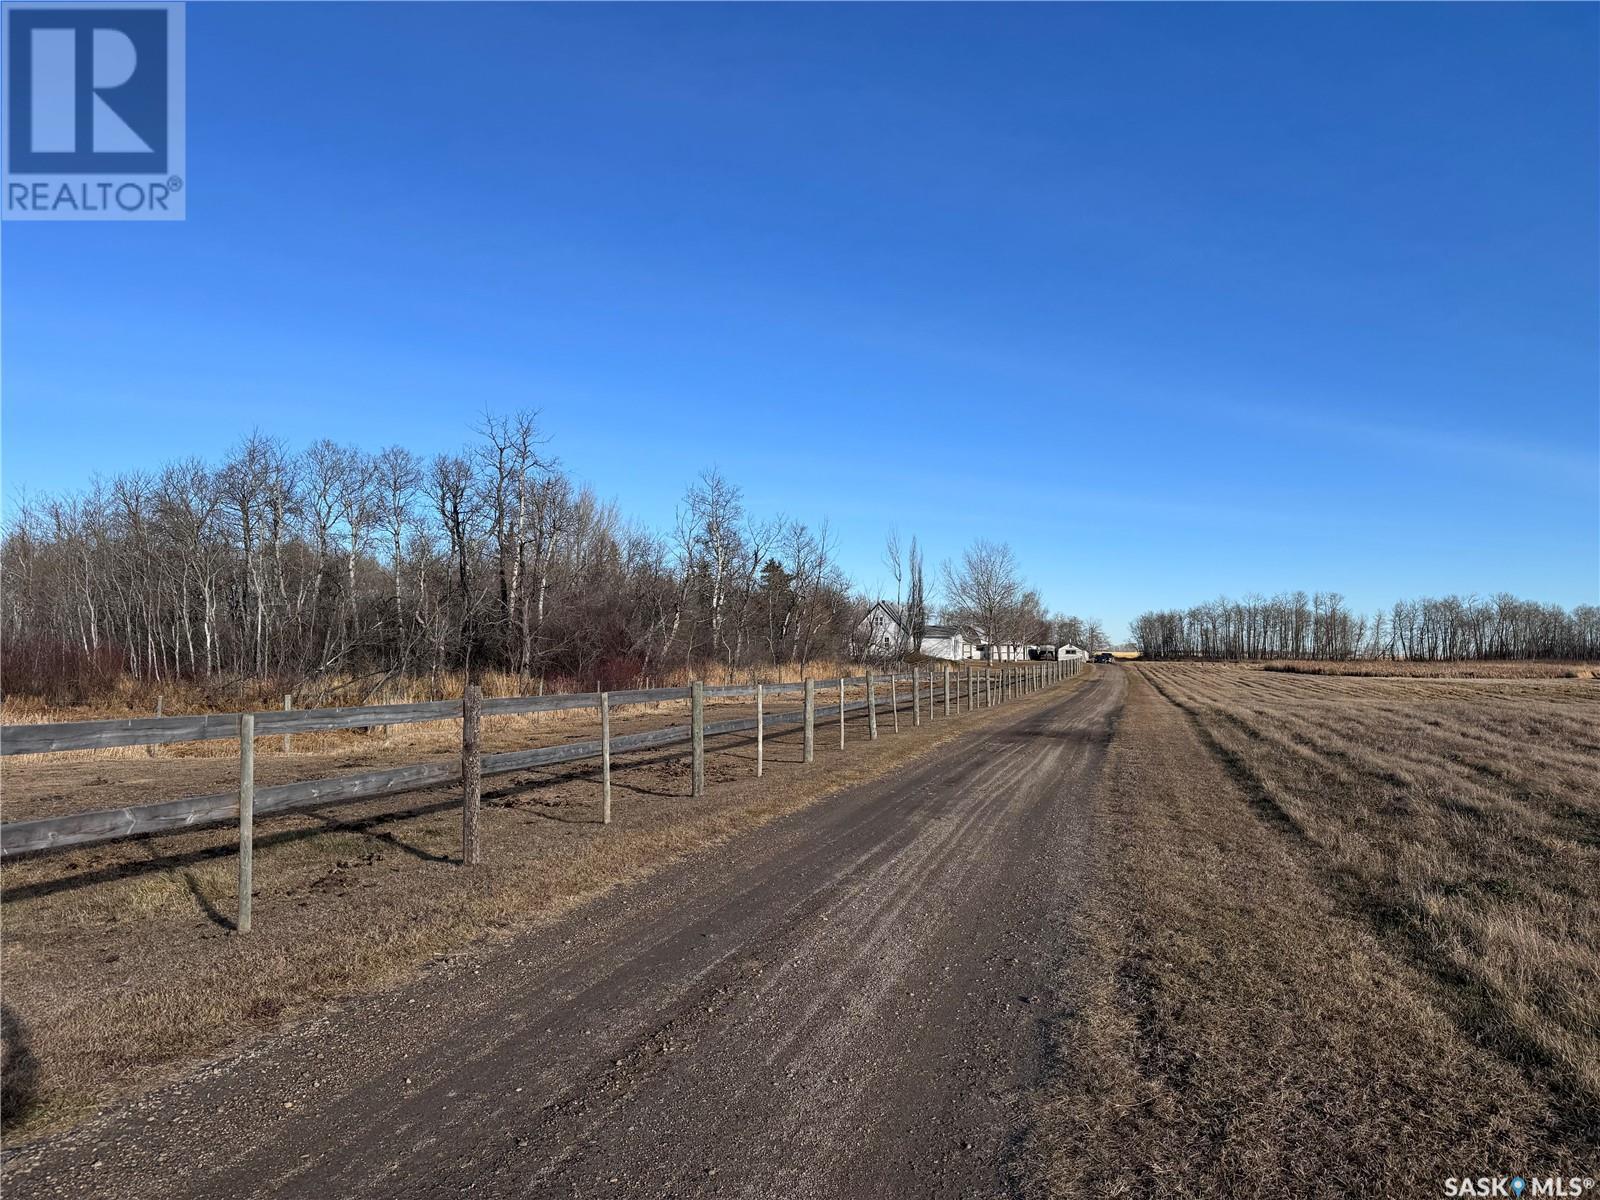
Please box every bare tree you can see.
[373,446,423,668]
[941,539,1022,659]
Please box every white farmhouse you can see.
[853,602,975,661]
[853,601,909,659]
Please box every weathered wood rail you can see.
[1,657,1085,925]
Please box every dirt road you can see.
[4,669,1123,1200]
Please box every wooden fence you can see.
[0,657,1083,926]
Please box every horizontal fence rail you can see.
[0,657,1087,868]
[0,699,865,856]
[0,681,853,757]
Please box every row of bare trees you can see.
[1131,592,1600,661]
[1,415,862,700]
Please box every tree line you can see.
[1,413,1089,702]
[0,415,866,699]
[1130,592,1600,661]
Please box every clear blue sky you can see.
[4,3,1596,639]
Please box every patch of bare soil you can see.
[0,680,1066,1143]
[1031,665,1596,1198]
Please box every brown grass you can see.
[1034,663,1598,1195]
[0,673,1067,1142]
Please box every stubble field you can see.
[1039,661,1600,1196]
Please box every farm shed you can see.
[917,624,968,661]
[977,640,1031,661]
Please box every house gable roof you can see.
[859,600,908,634]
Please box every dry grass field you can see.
[1038,662,1599,1195]
[0,671,1058,1141]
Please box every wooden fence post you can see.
[965,666,972,712]
[838,678,846,749]
[891,673,899,732]
[866,671,877,740]
[462,685,482,865]
[691,680,705,797]
[944,666,951,717]
[600,691,612,824]
[282,693,293,754]
[913,668,921,727]
[149,694,162,758]
[237,713,254,934]
[755,683,764,777]
[804,679,815,763]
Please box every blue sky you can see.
[3,3,1596,638]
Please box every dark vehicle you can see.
[1092,652,1116,664]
